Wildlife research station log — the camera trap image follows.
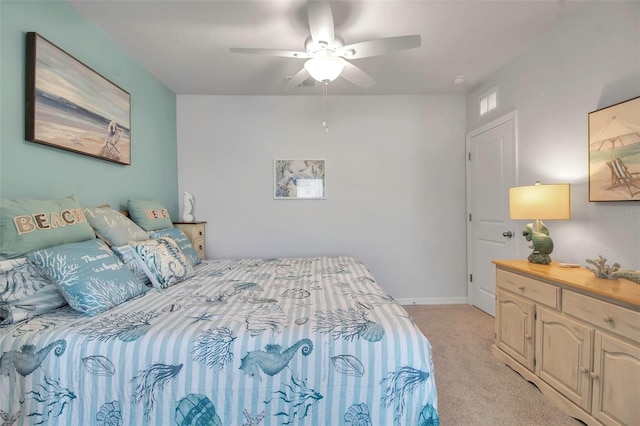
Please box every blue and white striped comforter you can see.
[0,256,438,425]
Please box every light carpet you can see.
[403,304,583,426]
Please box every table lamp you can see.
[509,182,571,264]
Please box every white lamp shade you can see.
[509,183,571,220]
[304,56,346,82]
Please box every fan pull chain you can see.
[322,81,329,132]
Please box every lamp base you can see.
[528,251,552,265]
[522,221,554,265]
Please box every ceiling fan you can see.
[230,1,421,90]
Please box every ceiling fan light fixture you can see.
[304,56,346,82]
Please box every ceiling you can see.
[69,0,585,96]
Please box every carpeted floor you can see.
[403,304,583,426]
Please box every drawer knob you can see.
[518,285,525,291]
[198,245,203,250]
[198,231,203,236]
[525,334,532,340]
[580,367,588,374]
[602,316,613,323]
[589,372,600,380]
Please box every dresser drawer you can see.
[563,290,640,342]
[179,223,205,241]
[496,269,559,308]
[174,222,206,260]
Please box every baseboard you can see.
[396,297,468,305]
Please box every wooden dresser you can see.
[173,222,206,260]
[492,260,640,426]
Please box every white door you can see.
[466,112,517,316]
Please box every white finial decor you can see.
[182,191,195,222]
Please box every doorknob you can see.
[502,231,513,238]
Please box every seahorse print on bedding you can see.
[0,340,66,377]
[131,363,183,421]
[239,338,313,381]
[313,308,385,342]
[192,327,236,370]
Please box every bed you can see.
[1,255,438,425]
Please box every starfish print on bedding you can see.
[0,410,21,425]
[188,313,216,324]
[241,409,266,426]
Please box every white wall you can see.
[177,95,467,303]
[467,1,640,268]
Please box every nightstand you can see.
[173,222,206,260]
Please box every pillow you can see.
[0,196,95,260]
[150,228,201,266]
[129,237,195,289]
[111,244,151,285]
[84,207,149,246]
[127,200,173,231]
[0,258,67,325]
[26,239,148,316]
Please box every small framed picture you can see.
[274,159,326,199]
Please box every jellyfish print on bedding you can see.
[380,366,431,426]
[131,363,183,421]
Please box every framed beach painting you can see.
[274,159,326,199]
[25,32,131,165]
[588,96,640,201]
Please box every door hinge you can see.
[533,357,536,368]
[470,274,473,282]
[469,213,472,221]
[534,311,537,321]
[468,152,471,161]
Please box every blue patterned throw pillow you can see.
[26,239,148,316]
[129,237,195,289]
[150,228,201,266]
[111,244,151,286]
[0,258,67,325]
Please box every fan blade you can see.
[308,1,334,45]
[230,48,310,59]
[340,62,375,89]
[341,35,421,59]
[283,68,311,91]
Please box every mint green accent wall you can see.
[0,1,179,218]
